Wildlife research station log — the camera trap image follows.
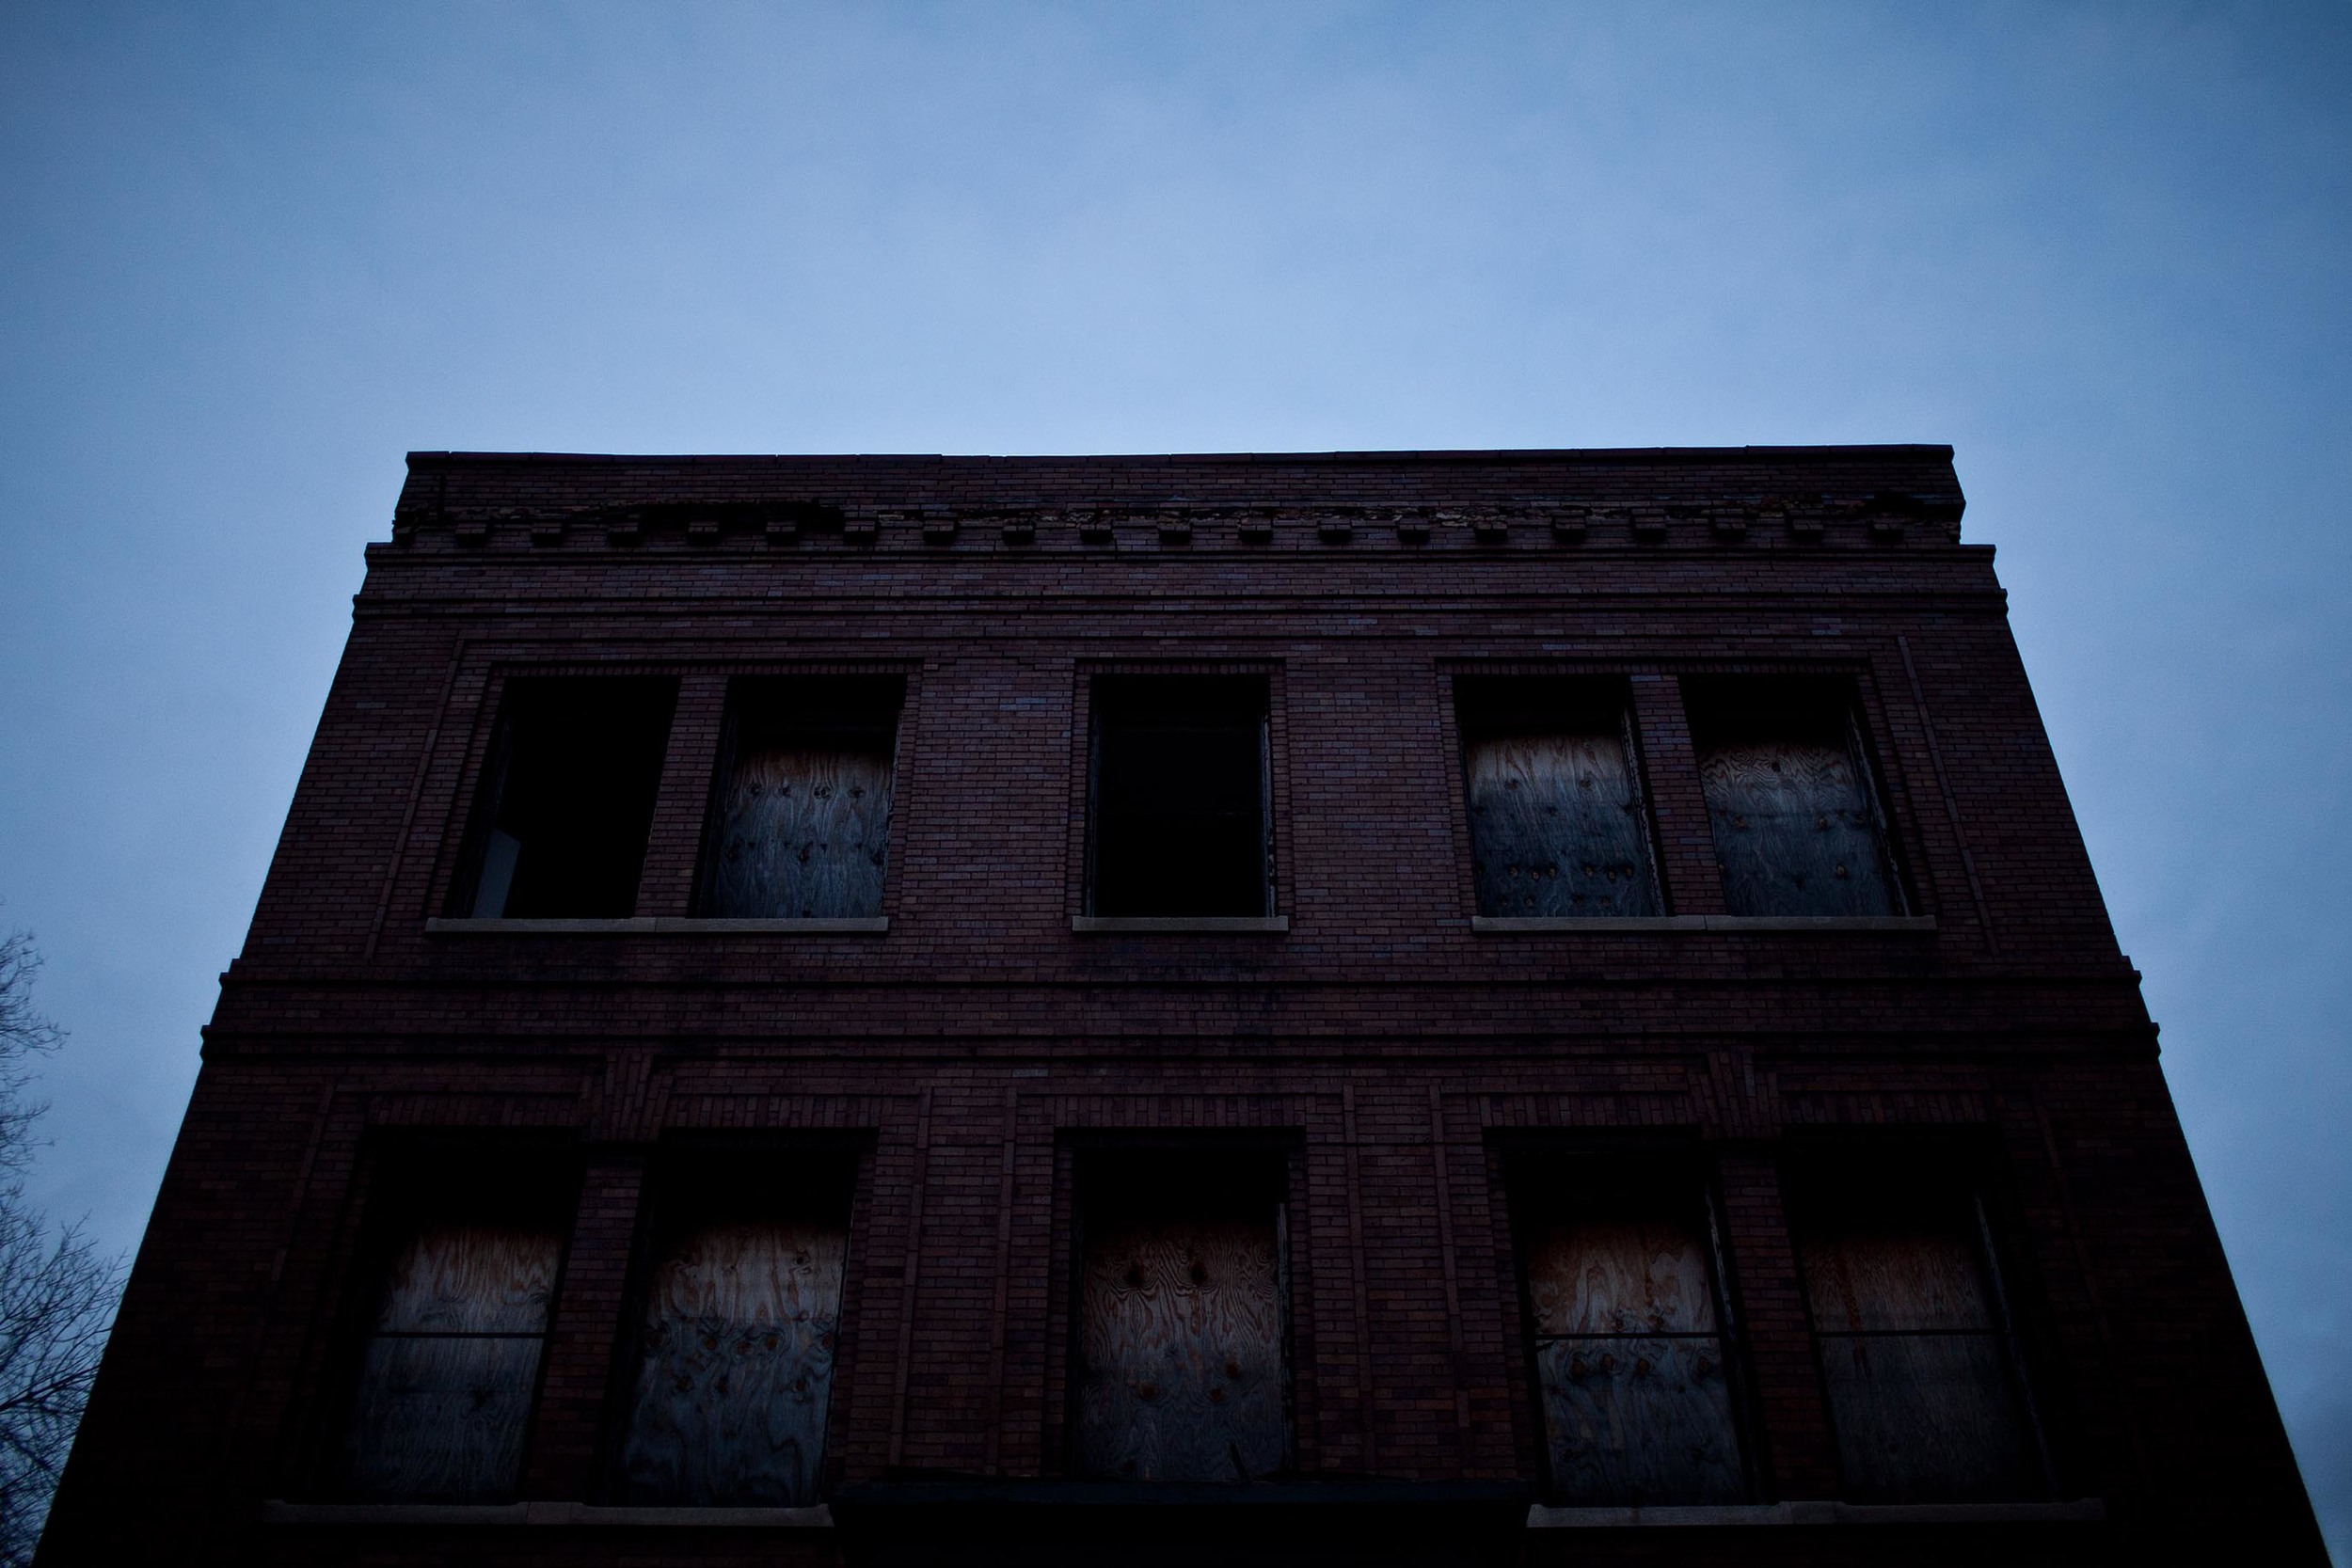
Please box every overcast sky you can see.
[2,1,2346,1548]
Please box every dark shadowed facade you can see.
[37,448,2327,1566]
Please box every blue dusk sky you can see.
[1,2,2345,1548]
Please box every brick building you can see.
[38,447,2327,1565]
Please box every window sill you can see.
[1072,916,1291,934]
[425,917,888,935]
[1526,1499,2102,1528]
[1472,915,1936,934]
[261,1499,833,1528]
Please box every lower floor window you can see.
[1516,1156,1747,1504]
[1073,1149,1292,1482]
[615,1154,852,1506]
[1793,1161,2047,1503]
[339,1221,563,1501]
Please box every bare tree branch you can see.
[0,921,121,1567]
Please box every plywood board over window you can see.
[1513,1157,1748,1505]
[613,1153,855,1507]
[696,676,903,920]
[1791,1161,2051,1503]
[331,1152,576,1502]
[1684,677,1907,917]
[1073,1150,1292,1483]
[1456,677,1661,917]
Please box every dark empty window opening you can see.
[1791,1161,2050,1504]
[453,676,677,919]
[331,1155,574,1502]
[1072,1149,1292,1483]
[1513,1156,1748,1505]
[1685,678,1906,917]
[1088,676,1272,918]
[1458,677,1661,918]
[696,676,903,919]
[614,1152,854,1507]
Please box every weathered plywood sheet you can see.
[1076,1215,1288,1482]
[341,1226,559,1500]
[709,747,893,919]
[1526,1219,1742,1503]
[1527,1219,1719,1338]
[1534,1336,1743,1504]
[1699,739,1895,916]
[1801,1223,2038,1501]
[1468,734,1657,917]
[618,1221,846,1506]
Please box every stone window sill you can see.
[1072,916,1291,934]
[1527,1498,2102,1528]
[261,1500,834,1528]
[1472,915,1935,934]
[425,917,888,935]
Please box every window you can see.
[1086,676,1272,918]
[1456,677,1660,918]
[333,1156,573,1501]
[613,1151,853,1506]
[695,676,903,919]
[1791,1160,2048,1503]
[1072,1149,1291,1482]
[453,677,677,918]
[1513,1156,1747,1504]
[1684,678,1905,917]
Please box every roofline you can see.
[405,444,1955,469]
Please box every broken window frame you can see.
[1453,675,1666,919]
[446,674,680,919]
[316,1142,579,1504]
[1506,1148,1757,1506]
[1683,676,1914,919]
[1064,1144,1296,1484]
[605,1144,860,1508]
[1788,1150,2058,1505]
[690,674,907,921]
[1083,675,1277,919]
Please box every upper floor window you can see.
[695,676,903,919]
[1457,677,1661,918]
[1512,1154,1747,1504]
[1072,1148,1292,1482]
[1790,1158,2049,1503]
[1086,676,1272,918]
[1684,678,1906,917]
[453,676,677,919]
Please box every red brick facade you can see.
[37,448,2327,1565]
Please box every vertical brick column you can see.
[1715,1148,1839,1498]
[636,672,730,916]
[1629,673,1724,914]
[523,1155,645,1499]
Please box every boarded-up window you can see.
[338,1221,563,1500]
[1073,1153,1290,1482]
[1457,678,1660,918]
[697,676,903,920]
[1685,679,1904,917]
[1517,1163,1746,1504]
[1794,1170,2046,1503]
[615,1157,853,1506]
[454,677,677,918]
[1088,677,1271,918]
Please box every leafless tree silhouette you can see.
[0,927,121,1566]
